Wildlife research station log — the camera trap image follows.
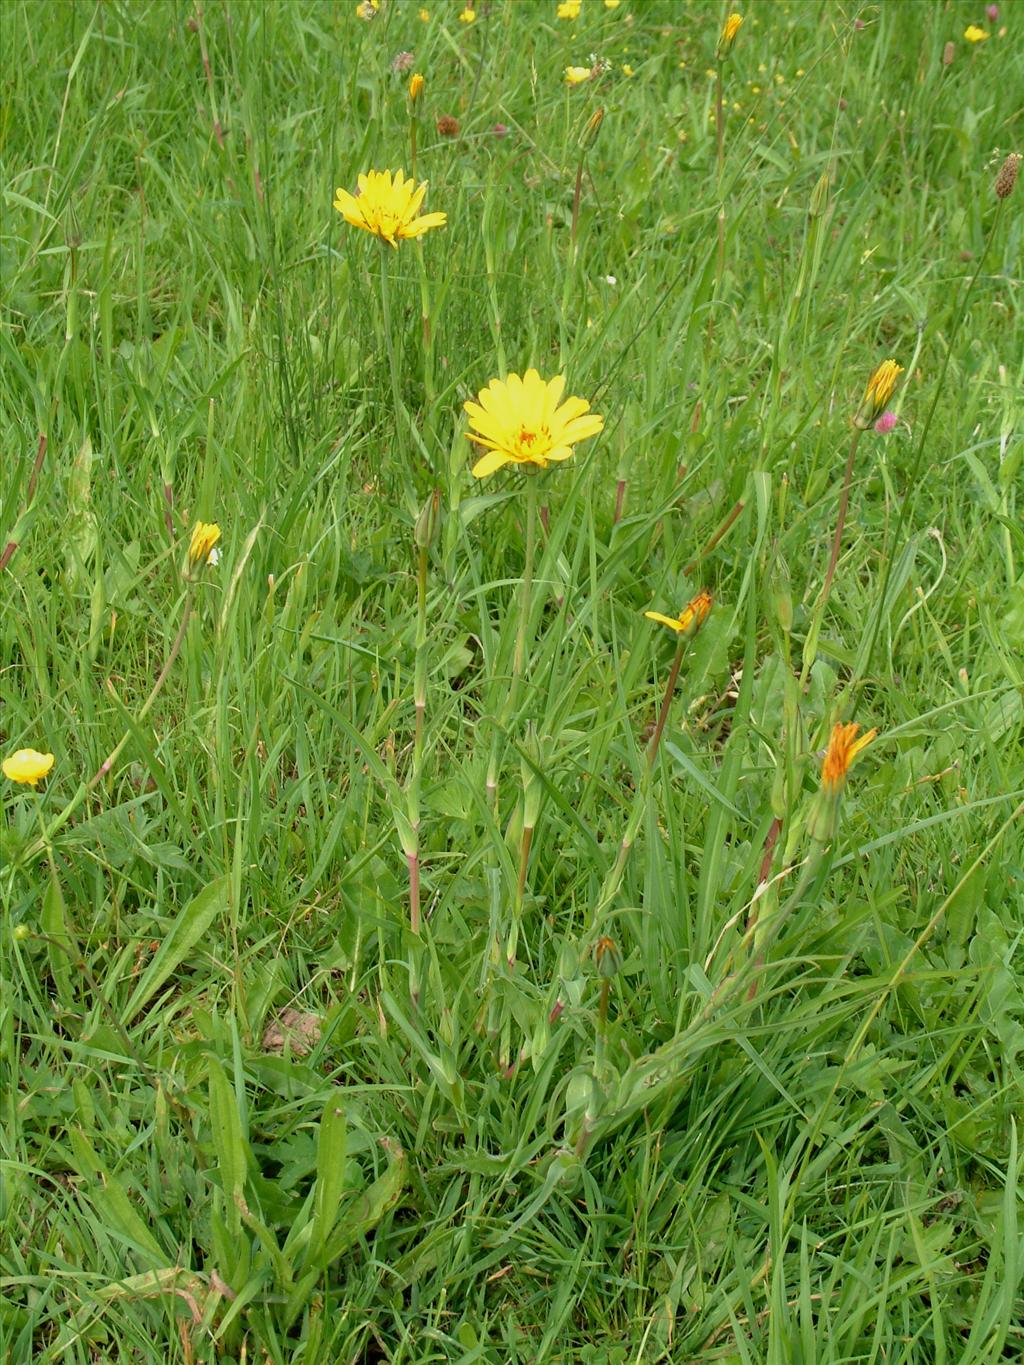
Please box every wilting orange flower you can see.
[645,589,713,636]
[465,369,603,478]
[187,521,221,570]
[334,169,446,246]
[855,358,903,427]
[821,722,877,794]
[720,12,743,49]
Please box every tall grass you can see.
[2,2,1022,1361]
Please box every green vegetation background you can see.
[1,0,1022,1361]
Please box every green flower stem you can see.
[801,425,862,684]
[587,637,686,936]
[486,476,539,810]
[406,541,430,938]
[377,245,407,440]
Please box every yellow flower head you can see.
[720,12,743,49]
[557,0,581,18]
[188,521,221,570]
[820,722,876,794]
[964,25,989,42]
[3,748,55,786]
[855,358,903,427]
[409,72,424,101]
[565,64,593,85]
[465,369,604,479]
[459,6,476,22]
[355,0,379,18]
[419,6,430,18]
[622,63,634,76]
[644,588,713,637]
[334,169,447,247]
[605,0,622,8]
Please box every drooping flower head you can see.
[644,589,713,637]
[820,722,876,794]
[465,369,604,479]
[334,169,446,247]
[964,24,989,42]
[855,358,903,428]
[187,521,221,572]
[3,748,55,786]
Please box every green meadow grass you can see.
[2,0,1022,1360]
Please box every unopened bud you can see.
[13,924,31,941]
[409,72,424,102]
[594,935,623,979]
[520,724,549,829]
[579,107,604,149]
[808,171,830,219]
[854,358,903,429]
[414,488,441,550]
[771,559,792,634]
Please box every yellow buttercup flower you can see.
[565,65,593,85]
[964,25,989,42]
[644,589,713,636]
[720,12,743,49]
[821,722,876,795]
[334,169,447,247]
[465,369,604,479]
[418,6,429,18]
[622,63,634,76]
[604,0,621,8]
[459,6,476,22]
[855,358,903,428]
[557,0,582,17]
[409,72,424,101]
[188,521,221,571]
[3,748,55,786]
[355,0,379,18]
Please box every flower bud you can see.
[413,488,441,550]
[409,72,424,102]
[808,171,830,219]
[854,359,903,429]
[594,935,623,979]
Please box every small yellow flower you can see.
[604,0,621,8]
[3,748,55,786]
[622,63,634,76]
[409,72,424,101]
[565,64,593,84]
[187,521,221,570]
[820,722,877,794]
[419,6,429,18]
[855,358,903,428]
[355,0,379,18]
[458,6,476,22]
[557,0,582,17]
[334,169,446,247]
[720,12,743,49]
[963,24,989,42]
[465,369,604,479]
[645,589,713,636]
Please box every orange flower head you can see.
[821,722,877,794]
[644,589,713,637]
